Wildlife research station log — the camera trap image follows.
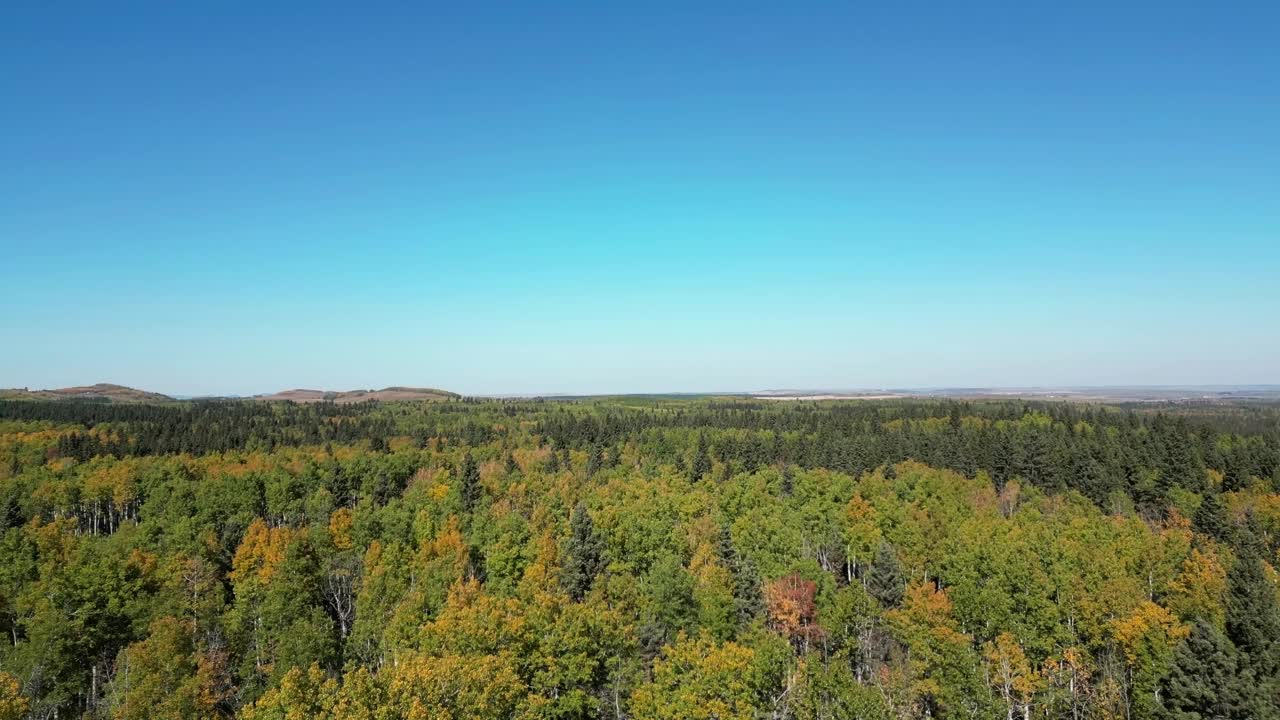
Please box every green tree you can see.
[1161,619,1249,720]
[1193,491,1230,542]
[717,525,763,627]
[562,502,604,601]
[459,452,481,513]
[867,542,904,607]
[690,434,712,482]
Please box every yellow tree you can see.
[1165,547,1228,627]
[109,616,228,720]
[630,634,760,720]
[1110,601,1188,719]
[0,672,27,720]
[982,632,1039,720]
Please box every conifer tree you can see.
[586,444,604,477]
[689,434,711,482]
[867,543,904,607]
[717,524,763,627]
[1226,547,1280,679]
[1161,619,1249,720]
[459,453,481,513]
[562,502,604,601]
[1193,491,1230,542]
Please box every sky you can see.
[2,2,1278,396]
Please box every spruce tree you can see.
[1227,547,1280,675]
[460,452,481,513]
[717,524,763,627]
[505,452,519,475]
[689,434,712,482]
[1193,491,1230,542]
[586,444,604,477]
[867,542,905,607]
[562,502,604,601]
[1161,619,1249,720]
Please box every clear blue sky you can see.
[2,2,1277,395]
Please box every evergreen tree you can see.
[586,444,604,477]
[505,452,519,475]
[1193,491,1230,542]
[689,434,711,482]
[459,452,481,513]
[867,543,904,607]
[545,449,561,472]
[1161,619,1250,720]
[638,553,697,660]
[780,465,794,496]
[717,525,763,627]
[562,502,604,601]
[1226,548,1280,678]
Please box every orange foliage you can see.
[231,519,297,586]
[765,573,822,646]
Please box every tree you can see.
[459,452,481,513]
[690,434,712,482]
[108,616,228,720]
[0,672,27,720]
[1161,619,1250,720]
[1193,491,1230,542]
[983,632,1037,720]
[630,634,761,720]
[765,573,821,652]
[562,502,604,601]
[639,555,698,658]
[780,465,794,496]
[1226,548,1280,672]
[586,444,604,477]
[1110,601,1188,720]
[1225,547,1280,714]
[717,525,763,627]
[867,543,905,607]
[545,450,561,473]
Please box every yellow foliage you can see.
[230,519,296,586]
[1166,547,1228,626]
[631,634,759,720]
[328,508,353,550]
[0,672,27,720]
[1110,601,1188,665]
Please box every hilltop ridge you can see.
[0,383,174,403]
[253,386,460,403]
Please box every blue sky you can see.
[2,2,1277,395]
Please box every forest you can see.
[0,396,1277,720]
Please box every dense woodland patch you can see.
[0,397,1277,719]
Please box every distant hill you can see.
[255,386,460,403]
[0,383,174,403]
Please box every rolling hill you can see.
[254,386,460,403]
[0,383,174,403]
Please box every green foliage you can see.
[1162,619,1250,720]
[0,396,1276,718]
[867,543,904,607]
[561,502,604,601]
